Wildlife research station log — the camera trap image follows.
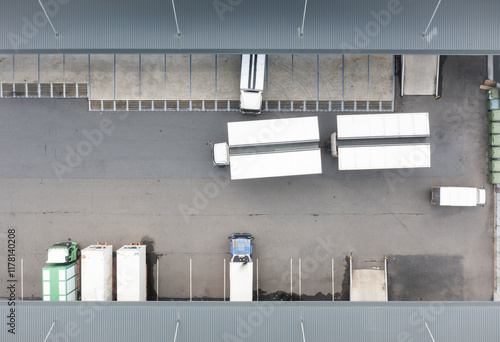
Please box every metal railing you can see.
[89,99,394,112]
[0,82,88,98]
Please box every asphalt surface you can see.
[0,56,493,301]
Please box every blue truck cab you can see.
[229,233,253,262]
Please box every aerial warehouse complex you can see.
[1,0,500,341]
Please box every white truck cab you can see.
[240,54,265,114]
[212,142,230,166]
[431,186,486,207]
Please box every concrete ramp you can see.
[351,269,387,301]
[402,55,439,96]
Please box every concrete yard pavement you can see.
[0,56,493,301]
[0,54,394,104]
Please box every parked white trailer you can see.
[81,245,113,301]
[431,186,486,206]
[212,117,322,180]
[227,116,320,147]
[337,143,431,170]
[117,245,147,301]
[337,113,430,140]
[240,54,266,114]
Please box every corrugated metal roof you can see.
[1,301,500,341]
[1,0,499,54]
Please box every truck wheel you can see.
[218,165,226,168]
[77,249,81,259]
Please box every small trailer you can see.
[81,244,113,301]
[117,245,147,301]
[431,186,486,207]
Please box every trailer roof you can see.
[2,0,499,54]
[338,144,431,170]
[229,149,322,180]
[227,117,319,147]
[337,113,430,140]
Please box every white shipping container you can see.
[337,113,430,140]
[117,245,147,301]
[81,245,113,301]
[338,144,431,170]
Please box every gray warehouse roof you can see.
[1,0,500,54]
[1,301,500,341]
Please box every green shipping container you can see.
[489,147,500,158]
[488,160,500,172]
[488,110,500,121]
[488,172,500,184]
[489,135,500,146]
[489,123,500,134]
[487,99,500,111]
[487,88,499,100]
[42,262,77,301]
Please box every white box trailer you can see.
[212,117,322,180]
[117,245,147,301]
[230,261,254,302]
[431,186,486,206]
[230,149,322,180]
[338,143,431,170]
[337,113,430,140]
[42,262,78,301]
[81,245,113,301]
[240,54,266,114]
[228,116,320,147]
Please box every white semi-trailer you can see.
[229,233,254,302]
[337,113,430,140]
[431,186,486,207]
[212,116,322,180]
[337,144,431,171]
[240,54,266,114]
